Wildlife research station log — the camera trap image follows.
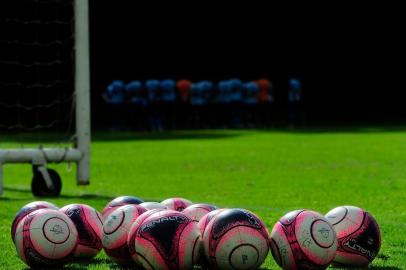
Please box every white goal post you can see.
[0,0,91,195]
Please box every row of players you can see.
[103,78,303,130]
[103,78,303,106]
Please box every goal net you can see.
[0,0,90,196]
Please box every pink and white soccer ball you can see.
[14,209,78,267]
[198,208,226,236]
[161,197,192,211]
[102,204,146,265]
[127,208,167,264]
[129,210,201,270]
[182,203,217,222]
[102,195,144,220]
[60,204,103,258]
[325,206,381,266]
[202,208,270,270]
[270,210,337,270]
[139,202,168,210]
[11,201,58,243]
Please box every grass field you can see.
[1,129,405,269]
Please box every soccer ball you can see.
[139,201,168,210]
[102,195,144,220]
[270,210,337,270]
[182,203,217,222]
[198,208,226,236]
[14,209,78,267]
[161,197,192,211]
[60,204,103,258]
[325,206,381,266]
[202,208,270,270]
[11,201,58,243]
[102,204,147,265]
[127,208,167,264]
[130,210,201,270]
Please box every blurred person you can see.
[216,80,233,128]
[176,79,192,129]
[257,78,273,127]
[242,81,260,127]
[229,78,243,128]
[288,78,304,127]
[200,80,214,128]
[103,80,126,130]
[146,79,163,131]
[125,80,148,130]
[190,82,205,128]
[161,79,177,130]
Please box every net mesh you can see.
[0,0,75,145]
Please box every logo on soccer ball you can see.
[50,224,64,235]
[242,254,248,264]
[319,228,330,238]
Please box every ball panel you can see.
[229,244,259,270]
[135,237,169,270]
[137,210,190,267]
[61,204,103,258]
[334,251,370,266]
[326,206,381,266]
[203,209,269,269]
[326,206,363,238]
[14,227,27,264]
[295,211,337,266]
[215,227,267,270]
[198,208,226,236]
[310,220,336,248]
[178,221,201,269]
[127,209,166,262]
[161,198,192,211]
[182,204,217,222]
[335,212,381,265]
[271,222,297,269]
[140,202,168,210]
[42,217,70,244]
[73,245,99,258]
[102,196,144,219]
[29,210,77,260]
[12,201,58,241]
[104,243,133,265]
[102,205,147,264]
[13,209,77,267]
[103,209,125,235]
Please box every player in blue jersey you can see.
[216,80,233,128]
[242,81,260,127]
[103,80,125,130]
[288,78,304,127]
[145,79,162,131]
[161,79,177,130]
[125,80,148,130]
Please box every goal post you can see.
[0,0,91,195]
[74,0,91,186]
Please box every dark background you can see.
[1,1,405,130]
[89,2,405,126]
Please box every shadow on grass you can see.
[0,130,244,143]
[2,126,406,144]
[1,186,162,203]
[257,125,406,134]
[2,186,114,200]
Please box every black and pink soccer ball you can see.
[11,201,58,243]
[102,195,144,220]
[60,204,103,258]
[325,206,381,267]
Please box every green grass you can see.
[1,129,405,269]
